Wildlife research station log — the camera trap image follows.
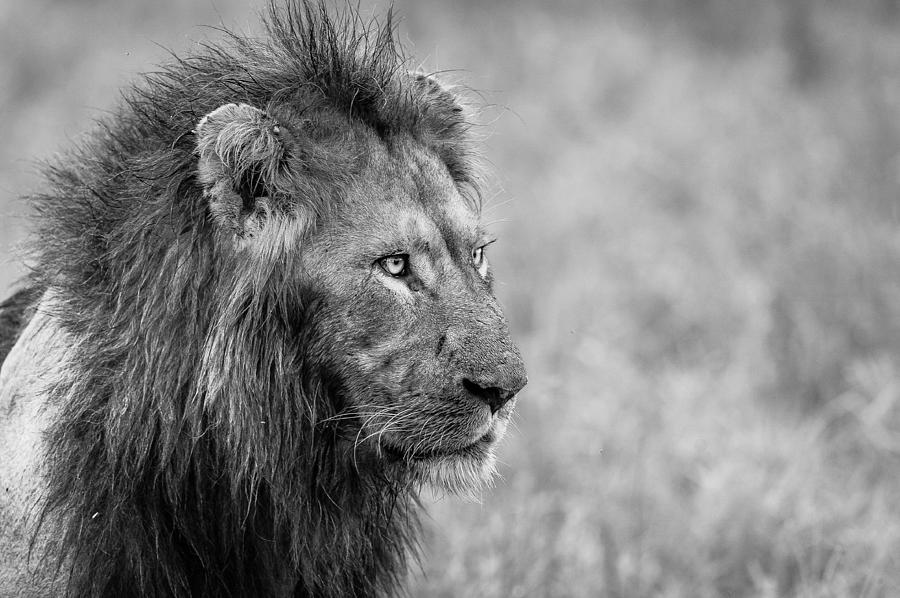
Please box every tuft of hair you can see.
[21,1,484,596]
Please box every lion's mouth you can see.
[383,428,496,462]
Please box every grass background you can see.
[3,0,900,595]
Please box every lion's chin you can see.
[409,445,499,499]
[388,423,508,499]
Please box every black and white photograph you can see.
[1,0,899,596]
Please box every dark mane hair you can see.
[25,2,479,595]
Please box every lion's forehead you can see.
[403,137,480,224]
[328,139,480,255]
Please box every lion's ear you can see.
[409,73,476,189]
[411,72,464,116]
[195,103,286,238]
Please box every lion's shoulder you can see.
[0,298,67,594]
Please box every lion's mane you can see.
[19,2,478,595]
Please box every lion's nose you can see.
[462,376,525,415]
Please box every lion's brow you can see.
[430,214,476,258]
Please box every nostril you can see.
[462,378,516,415]
[462,378,487,400]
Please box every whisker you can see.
[351,408,396,471]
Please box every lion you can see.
[0,2,527,596]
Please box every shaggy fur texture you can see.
[1,1,527,596]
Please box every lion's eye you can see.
[379,254,409,277]
[473,246,489,278]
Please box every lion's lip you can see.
[384,428,496,462]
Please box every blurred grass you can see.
[4,0,900,596]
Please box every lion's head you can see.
[194,92,526,496]
[4,2,526,595]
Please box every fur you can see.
[25,3,453,596]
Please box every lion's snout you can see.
[454,323,528,415]
[443,297,528,415]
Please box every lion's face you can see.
[301,135,527,494]
[195,98,526,495]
